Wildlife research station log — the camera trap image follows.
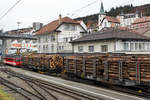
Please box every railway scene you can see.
[0,0,150,100]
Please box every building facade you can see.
[98,1,140,31]
[5,28,37,54]
[71,28,150,54]
[98,2,120,30]
[35,16,87,53]
[117,13,139,28]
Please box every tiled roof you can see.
[86,20,98,29]
[35,17,79,35]
[135,27,150,34]
[70,28,150,43]
[133,16,150,24]
[105,16,120,23]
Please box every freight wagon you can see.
[21,53,63,73]
[63,53,150,87]
[3,53,150,87]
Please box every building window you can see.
[64,24,76,31]
[78,46,83,52]
[70,25,76,31]
[88,46,94,52]
[64,24,70,30]
[101,45,108,52]
[135,43,138,50]
[146,43,149,50]
[43,45,45,50]
[70,37,73,41]
[123,42,129,51]
[130,43,134,51]
[142,43,145,50]
[26,40,30,43]
[51,44,54,53]
[64,37,68,42]
[139,43,142,50]
[46,45,48,49]
[59,46,64,51]
[51,35,55,42]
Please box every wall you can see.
[73,40,115,53]
[99,18,120,30]
[37,23,86,53]
[73,40,150,54]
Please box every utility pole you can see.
[17,22,21,29]
[17,22,22,54]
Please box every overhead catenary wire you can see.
[0,0,22,21]
[67,0,99,16]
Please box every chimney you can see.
[59,14,62,24]
[33,22,43,31]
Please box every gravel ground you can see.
[0,67,78,100]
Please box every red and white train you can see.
[3,54,22,66]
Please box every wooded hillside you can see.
[75,4,150,24]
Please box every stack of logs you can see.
[64,54,150,83]
[22,53,63,69]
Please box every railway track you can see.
[0,66,58,100]
[0,77,43,100]
[1,65,150,100]
[1,67,104,100]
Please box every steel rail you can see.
[6,70,104,100]
[3,69,59,100]
[0,77,43,100]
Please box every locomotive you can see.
[3,54,22,66]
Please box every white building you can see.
[71,28,150,54]
[98,2,120,30]
[5,28,37,54]
[35,15,87,53]
[98,1,139,30]
[117,13,139,28]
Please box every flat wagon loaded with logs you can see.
[21,53,63,73]
[63,53,150,86]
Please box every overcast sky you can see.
[0,0,150,31]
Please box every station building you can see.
[70,28,150,54]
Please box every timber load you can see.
[21,53,63,71]
[64,54,150,85]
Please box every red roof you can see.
[105,16,120,23]
[35,17,79,35]
[119,27,138,33]
[86,20,98,29]
[133,16,150,24]
[134,27,150,34]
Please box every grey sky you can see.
[0,0,149,31]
